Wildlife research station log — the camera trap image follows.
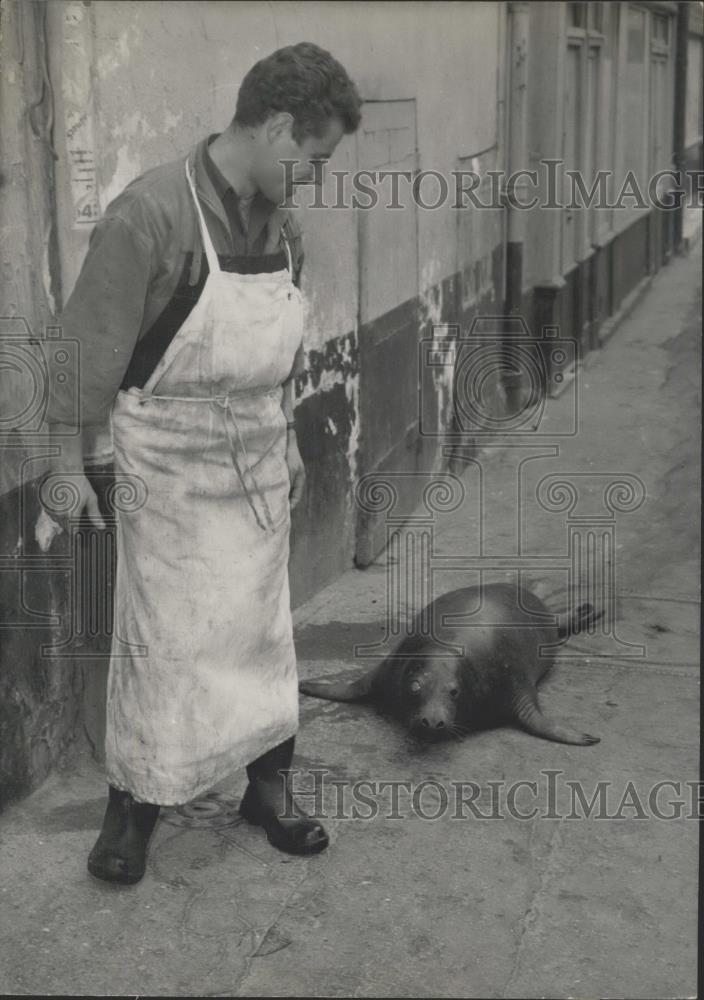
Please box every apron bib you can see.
[104,158,304,805]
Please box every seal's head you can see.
[400,655,465,742]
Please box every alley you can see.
[0,237,699,998]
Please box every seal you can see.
[299,582,602,746]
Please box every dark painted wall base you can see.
[354,247,506,566]
[0,473,83,807]
[533,210,673,379]
[289,376,358,608]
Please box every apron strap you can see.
[185,158,221,276]
[281,227,294,276]
[213,396,277,533]
[186,157,293,280]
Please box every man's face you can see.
[253,114,345,205]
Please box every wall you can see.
[686,34,702,149]
[685,6,703,159]
[0,0,84,807]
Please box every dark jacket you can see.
[47,135,304,427]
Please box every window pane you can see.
[568,2,587,28]
[653,13,669,45]
[627,5,645,63]
[590,2,604,32]
[623,7,646,186]
[605,2,619,58]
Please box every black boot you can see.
[87,785,161,885]
[240,737,328,856]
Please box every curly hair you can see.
[233,42,362,142]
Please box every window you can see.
[589,2,604,32]
[627,6,646,63]
[623,7,647,186]
[604,1,619,58]
[567,1,604,34]
[652,13,669,46]
[563,0,607,261]
[568,2,587,29]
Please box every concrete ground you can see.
[0,235,700,999]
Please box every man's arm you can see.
[282,363,305,510]
[46,214,154,428]
[282,337,305,409]
[281,211,305,426]
[282,221,306,508]
[282,374,296,425]
[45,212,154,528]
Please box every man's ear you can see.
[265,112,295,144]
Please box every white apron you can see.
[104,158,304,806]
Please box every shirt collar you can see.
[203,133,277,243]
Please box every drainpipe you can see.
[502,0,531,414]
[672,0,690,253]
[22,0,63,315]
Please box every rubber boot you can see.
[87,785,161,885]
[240,737,328,855]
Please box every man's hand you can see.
[285,432,306,510]
[46,423,105,530]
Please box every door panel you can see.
[354,100,419,567]
[562,43,582,274]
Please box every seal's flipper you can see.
[557,602,604,639]
[299,668,376,703]
[511,690,600,746]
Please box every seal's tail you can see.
[299,669,375,703]
[557,601,604,639]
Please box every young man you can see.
[47,42,362,884]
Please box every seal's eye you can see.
[449,687,459,700]
[409,679,422,695]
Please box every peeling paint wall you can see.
[0,0,82,806]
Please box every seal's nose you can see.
[421,718,446,729]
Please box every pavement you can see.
[0,233,700,999]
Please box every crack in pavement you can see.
[146,825,196,888]
[228,876,311,995]
[213,826,274,868]
[178,883,208,947]
[231,855,332,995]
[501,817,565,998]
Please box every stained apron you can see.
[104,157,304,805]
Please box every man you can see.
[47,42,362,884]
